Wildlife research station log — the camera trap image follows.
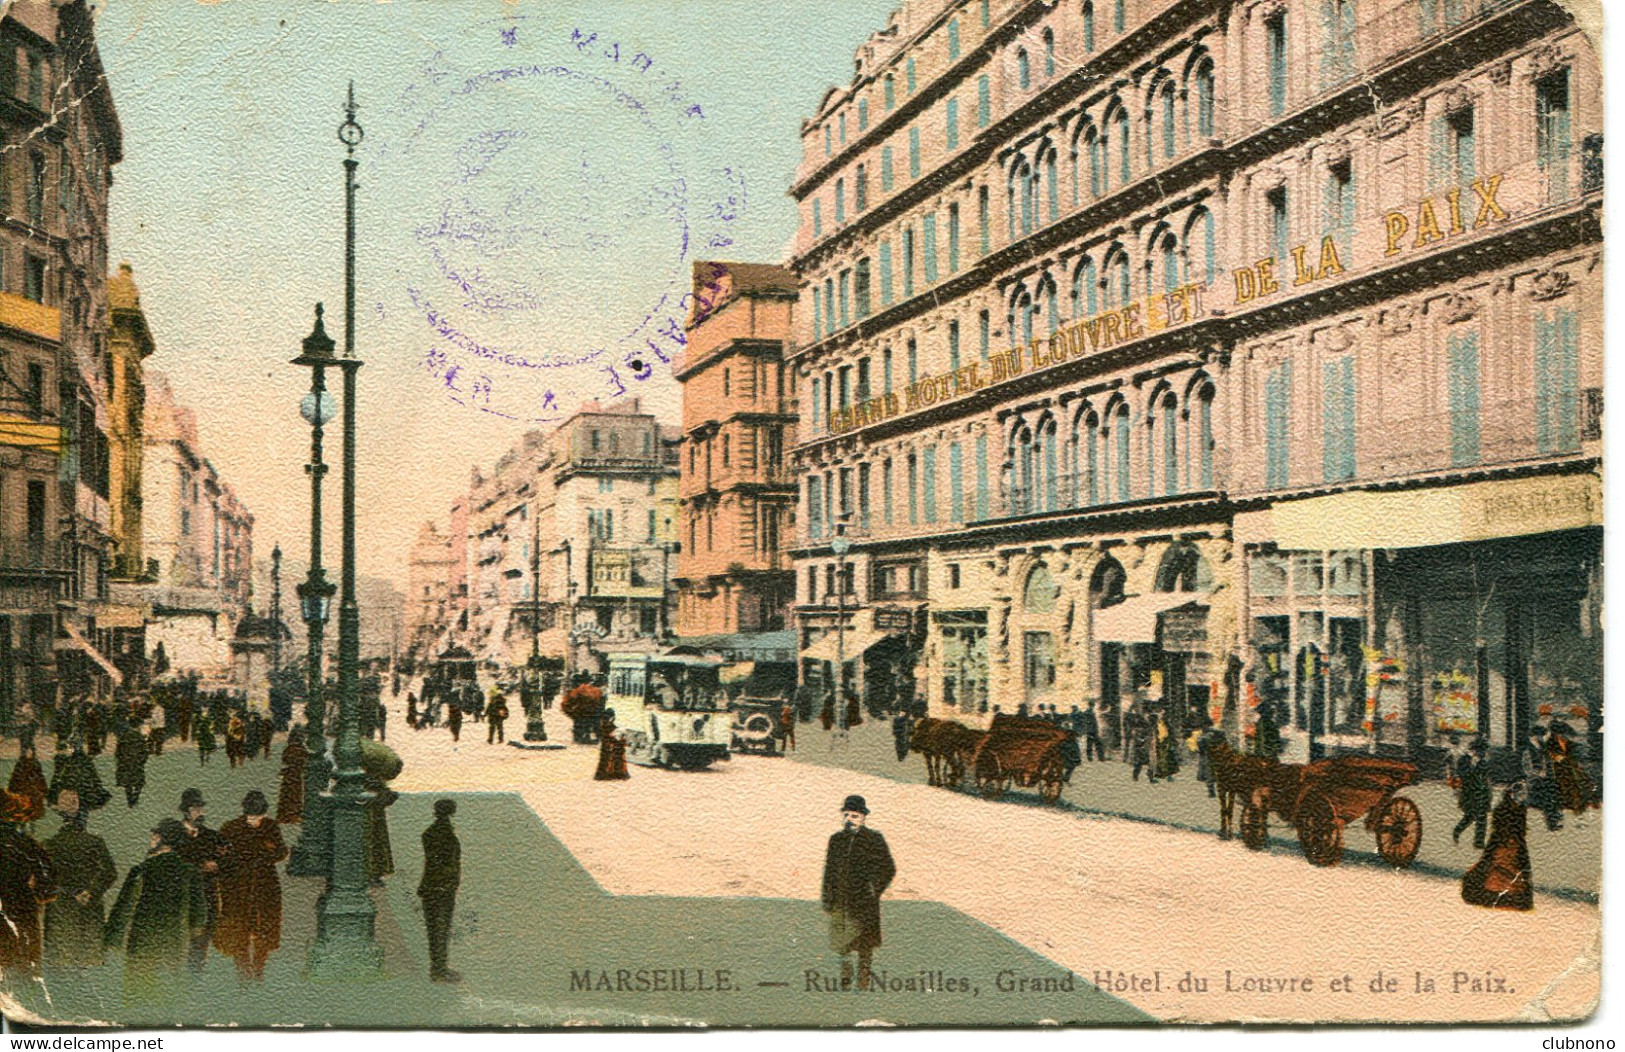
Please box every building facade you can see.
[402,521,457,666]
[673,261,800,639]
[119,371,255,675]
[102,260,154,677]
[788,0,1600,762]
[0,0,123,714]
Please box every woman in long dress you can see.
[1461,785,1534,911]
[594,712,629,781]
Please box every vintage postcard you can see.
[0,0,1605,1032]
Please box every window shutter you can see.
[950,443,964,522]
[1448,332,1481,467]
[976,434,989,519]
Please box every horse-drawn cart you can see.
[1216,742,1423,868]
[970,714,1080,804]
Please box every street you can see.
[385,695,1601,1024]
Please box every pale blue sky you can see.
[95,0,896,583]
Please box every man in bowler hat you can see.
[418,798,462,983]
[820,794,895,991]
[173,788,227,971]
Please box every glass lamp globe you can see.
[300,390,337,426]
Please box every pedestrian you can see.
[1253,704,1282,761]
[779,703,796,753]
[406,692,419,730]
[0,789,57,977]
[362,740,403,886]
[1462,784,1533,911]
[1196,723,1226,799]
[84,704,106,758]
[103,818,207,1001]
[42,789,117,970]
[447,702,463,743]
[1153,711,1178,780]
[1078,705,1104,761]
[148,710,166,756]
[1520,725,1563,832]
[844,689,862,729]
[1452,739,1493,849]
[487,691,509,745]
[216,791,288,982]
[115,722,148,808]
[194,713,216,766]
[1548,723,1594,817]
[174,788,227,972]
[243,711,265,764]
[276,727,309,824]
[50,743,112,812]
[820,795,895,992]
[594,711,629,780]
[1125,707,1152,782]
[819,695,836,733]
[418,798,462,983]
[8,743,49,825]
[377,700,388,742]
[891,709,912,763]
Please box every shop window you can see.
[1325,550,1363,595]
[1251,551,1289,596]
[1024,631,1057,694]
[1292,552,1324,594]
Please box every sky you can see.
[93,0,898,585]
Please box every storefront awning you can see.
[1092,593,1207,645]
[57,621,124,686]
[97,603,147,630]
[800,626,888,664]
[1234,472,1601,551]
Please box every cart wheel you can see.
[1240,801,1269,850]
[1297,796,1344,867]
[1374,795,1423,868]
[976,753,1005,799]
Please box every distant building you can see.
[101,261,154,677]
[402,521,456,666]
[673,261,800,640]
[119,371,254,676]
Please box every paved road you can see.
[379,688,1600,1024]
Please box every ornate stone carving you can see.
[1435,293,1480,325]
[1438,86,1476,117]
[1489,60,1514,88]
[1252,0,1287,20]
[1375,100,1424,140]
[1374,302,1417,337]
[1314,327,1353,353]
[1321,137,1351,170]
[1529,268,1574,302]
[1526,44,1569,81]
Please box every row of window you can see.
[1258,306,1583,491]
[586,507,664,545]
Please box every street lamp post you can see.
[831,514,851,731]
[520,500,550,745]
[309,82,381,977]
[287,306,337,879]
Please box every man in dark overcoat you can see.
[49,744,111,812]
[418,798,462,983]
[104,818,207,1000]
[42,789,117,969]
[0,789,57,975]
[215,791,288,981]
[173,789,227,971]
[115,721,149,808]
[820,794,895,991]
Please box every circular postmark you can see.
[369,14,745,423]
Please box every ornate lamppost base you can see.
[512,715,563,749]
[308,789,382,979]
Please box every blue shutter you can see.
[950,443,964,522]
[923,446,938,523]
[879,241,894,306]
[909,127,921,178]
[978,76,990,127]
[811,377,821,432]
[812,286,822,341]
[975,434,989,519]
[808,476,822,538]
[946,98,959,152]
[883,460,894,524]
[1266,361,1292,488]
[1535,313,1555,452]
[1558,308,1580,451]
[1448,332,1482,467]
[979,312,990,360]
[882,147,894,191]
[903,227,915,297]
[923,213,939,284]
[1043,430,1058,510]
[1321,356,1355,482]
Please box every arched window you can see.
[1113,400,1131,501]
[1161,233,1179,294]
[1042,277,1060,332]
[1160,389,1179,495]
[1194,59,1215,139]
[1085,124,1103,198]
[1161,82,1177,158]
[1090,553,1126,607]
[1082,1,1096,52]
[1043,28,1056,78]
[1009,423,1035,515]
[1040,414,1059,510]
[1193,379,1216,489]
[1071,256,1098,319]
[1084,409,1102,505]
[1105,247,1131,309]
[1024,562,1057,613]
[1010,287,1035,348]
[1155,541,1214,592]
[1008,158,1036,238]
[1018,49,1031,90]
[1043,146,1059,222]
[1185,208,1217,284]
[1113,105,1131,185]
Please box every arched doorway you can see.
[1090,555,1127,748]
[1021,563,1058,711]
[1153,542,1215,744]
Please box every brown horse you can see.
[1209,738,1274,841]
[911,717,982,788]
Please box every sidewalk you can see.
[788,720,1601,900]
